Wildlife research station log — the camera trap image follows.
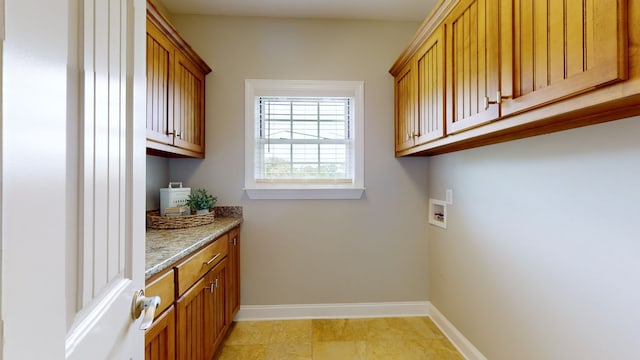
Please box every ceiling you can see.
[156,0,438,22]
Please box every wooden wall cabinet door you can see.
[415,27,445,144]
[145,305,176,360]
[445,0,501,134]
[177,259,228,360]
[501,0,628,116]
[173,51,206,155]
[227,227,241,321]
[146,19,174,147]
[394,61,417,152]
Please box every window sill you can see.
[244,187,365,200]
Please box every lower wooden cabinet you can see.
[177,258,228,360]
[145,305,176,360]
[227,227,240,320]
[145,225,241,360]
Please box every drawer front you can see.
[146,269,175,317]
[176,233,228,296]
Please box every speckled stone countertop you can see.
[145,206,242,280]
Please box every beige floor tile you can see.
[217,317,464,360]
[312,341,367,360]
[270,320,312,344]
[367,337,436,360]
[224,321,274,345]
[424,339,466,360]
[312,318,370,342]
[264,342,312,360]
[215,344,266,360]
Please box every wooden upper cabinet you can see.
[445,0,500,134]
[501,0,628,116]
[394,62,416,152]
[146,19,174,146]
[146,0,212,158]
[173,51,206,154]
[393,27,444,153]
[416,27,445,144]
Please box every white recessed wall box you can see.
[429,198,447,229]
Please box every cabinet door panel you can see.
[146,19,174,145]
[145,306,176,360]
[174,51,206,154]
[395,63,416,151]
[227,228,241,321]
[177,276,206,360]
[502,0,628,116]
[205,259,228,357]
[416,28,445,144]
[446,0,500,133]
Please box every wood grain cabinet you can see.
[227,227,241,320]
[144,226,241,360]
[444,0,500,134]
[176,258,228,360]
[394,27,444,152]
[146,0,211,158]
[144,269,176,360]
[500,0,627,117]
[145,306,176,360]
[392,0,632,156]
[394,61,416,151]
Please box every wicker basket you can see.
[146,210,215,229]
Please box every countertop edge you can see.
[145,217,242,280]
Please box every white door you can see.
[1,0,147,359]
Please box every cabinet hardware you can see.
[483,91,511,110]
[204,253,221,266]
[208,278,219,293]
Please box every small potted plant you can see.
[186,188,217,215]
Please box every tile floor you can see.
[214,317,465,360]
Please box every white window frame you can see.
[244,79,365,200]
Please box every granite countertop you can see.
[145,206,243,279]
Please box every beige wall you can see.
[166,15,430,305]
[428,116,640,359]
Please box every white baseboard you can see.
[235,301,486,360]
[428,303,487,360]
[235,301,429,321]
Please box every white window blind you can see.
[256,96,354,182]
[244,79,365,200]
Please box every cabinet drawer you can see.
[175,234,228,296]
[146,269,175,317]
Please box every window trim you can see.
[244,79,365,200]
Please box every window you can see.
[244,79,365,199]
